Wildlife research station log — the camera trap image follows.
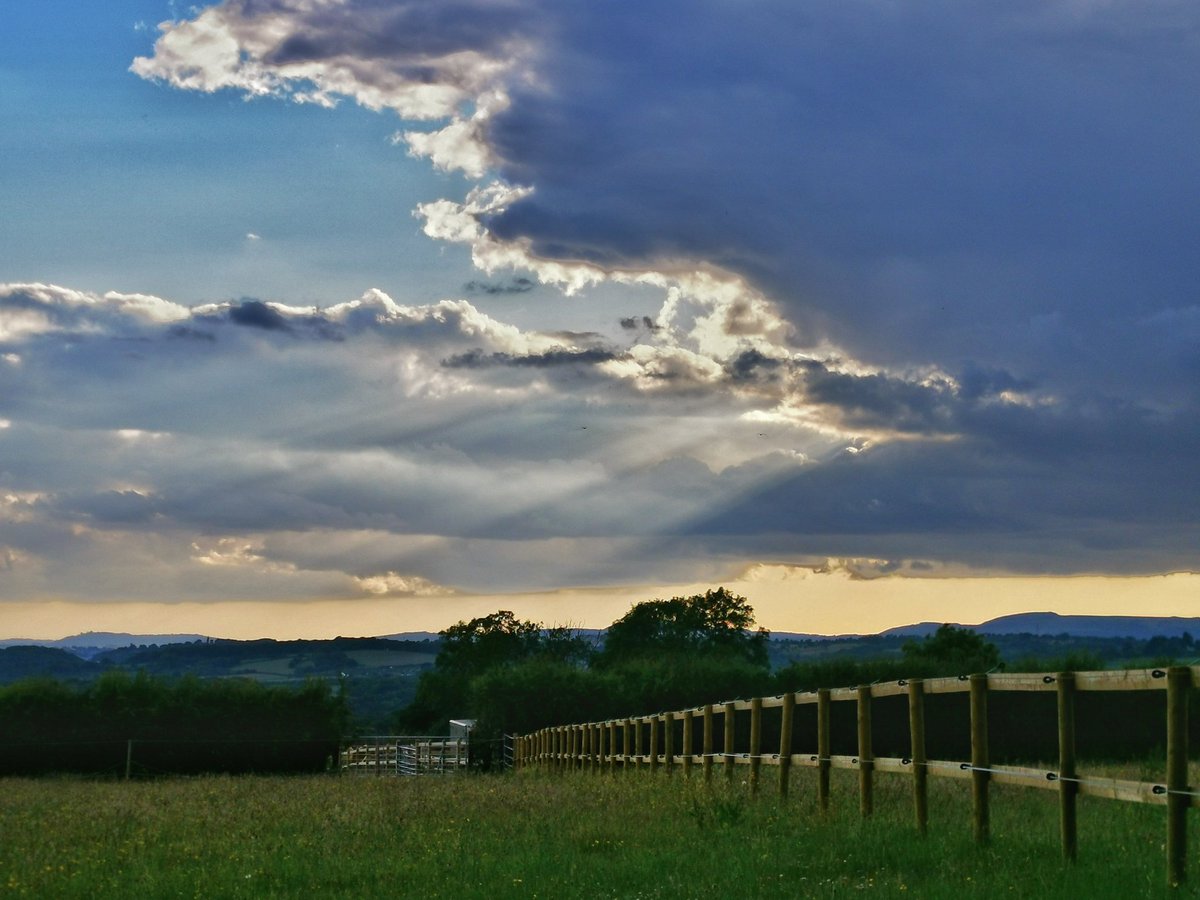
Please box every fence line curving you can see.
[515,665,1196,888]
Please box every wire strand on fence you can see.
[924,761,1200,799]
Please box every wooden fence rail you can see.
[340,735,469,776]
[515,666,1197,888]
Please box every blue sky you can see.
[2,1,1198,638]
[2,1,472,305]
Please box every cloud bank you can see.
[1,278,1195,607]
[5,1,1199,609]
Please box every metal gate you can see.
[339,735,469,775]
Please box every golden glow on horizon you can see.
[2,569,1199,641]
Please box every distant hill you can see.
[882,612,1200,640]
[0,646,100,680]
[0,636,442,733]
[378,631,443,642]
[6,614,1200,651]
[91,636,439,678]
[0,632,209,659]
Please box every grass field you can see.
[0,767,1191,898]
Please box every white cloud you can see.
[0,283,189,340]
[353,572,455,597]
[130,1,536,123]
[2,275,1198,605]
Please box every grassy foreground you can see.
[0,767,1190,898]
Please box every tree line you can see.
[397,590,1200,763]
[0,669,346,775]
[395,588,1006,741]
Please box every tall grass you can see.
[0,767,1188,898]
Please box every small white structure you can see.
[449,719,476,740]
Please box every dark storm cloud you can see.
[227,299,291,331]
[727,349,783,384]
[477,1,1200,403]
[463,277,535,295]
[50,0,1200,589]
[140,0,1200,400]
[259,0,531,67]
[685,401,1200,574]
[801,366,958,435]
[620,316,662,333]
[442,346,621,369]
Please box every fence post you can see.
[970,673,990,845]
[703,704,714,785]
[665,712,676,776]
[857,685,874,817]
[724,702,736,782]
[649,716,660,774]
[750,697,763,795]
[635,718,644,770]
[779,692,794,799]
[1057,672,1077,862]
[818,688,831,812]
[610,721,618,773]
[623,719,633,770]
[1167,666,1191,888]
[683,710,694,779]
[907,679,928,835]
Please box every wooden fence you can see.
[515,666,1198,887]
[340,735,469,776]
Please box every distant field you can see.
[344,649,438,668]
[0,767,1183,898]
[227,649,436,678]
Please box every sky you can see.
[2,1,1198,640]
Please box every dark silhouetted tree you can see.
[398,611,594,733]
[436,610,543,677]
[598,587,768,668]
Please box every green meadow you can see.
[0,767,1190,899]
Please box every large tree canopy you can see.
[599,588,768,668]
[435,610,543,677]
